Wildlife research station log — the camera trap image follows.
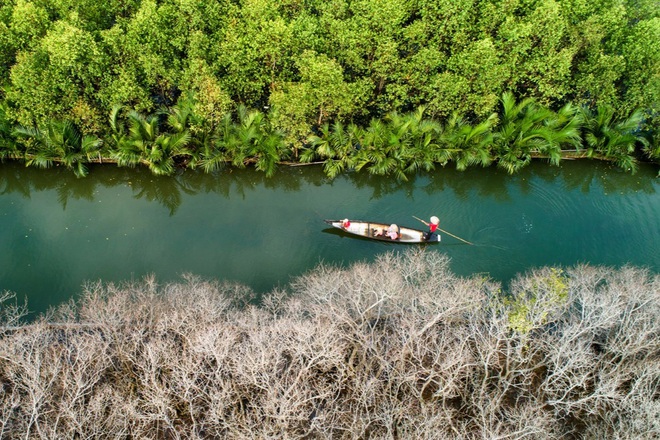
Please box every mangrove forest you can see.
[0,0,658,178]
[0,250,658,438]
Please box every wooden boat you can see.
[324,219,440,243]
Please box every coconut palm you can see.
[13,120,102,177]
[225,106,262,169]
[445,113,496,171]
[353,118,405,179]
[306,119,365,178]
[111,109,191,176]
[643,129,660,172]
[252,130,286,177]
[168,98,210,170]
[233,106,263,167]
[492,92,560,174]
[410,109,449,172]
[394,107,449,174]
[385,110,416,178]
[200,113,237,173]
[112,110,159,169]
[209,106,287,177]
[542,103,583,165]
[306,120,346,160]
[580,105,648,172]
[108,104,127,150]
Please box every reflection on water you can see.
[1,160,656,214]
[0,159,658,317]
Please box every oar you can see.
[413,215,474,246]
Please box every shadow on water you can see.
[322,228,466,248]
[343,170,419,199]
[176,165,311,199]
[420,166,515,202]
[416,161,658,202]
[0,161,424,213]
[559,161,658,195]
[0,162,312,215]
[1,160,656,214]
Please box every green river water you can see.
[1,160,658,317]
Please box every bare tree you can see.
[0,250,657,438]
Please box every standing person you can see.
[421,216,440,241]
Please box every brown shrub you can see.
[0,250,657,439]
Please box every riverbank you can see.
[0,250,657,438]
[2,143,658,180]
[3,95,658,180]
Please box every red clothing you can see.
[429,223,438,233]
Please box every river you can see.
[1,160,658,317]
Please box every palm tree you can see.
[234,106,264,167]
[353,118,404,179]
[200,113,236,173]
[206,106,287,177]
[400,107,449,174]
[108,104,127,151]
[305,120,360,178]
[112,110,159,169]
[306,120,345,160]
[580,105,648,172]
[111,108,191,176]
[492,92,560,174]
[445,113,496,171]
[253,130,286,177]
[542,103,583,166]
[642,129,660,168]
[168,97,210,170]
[13,120,102,177]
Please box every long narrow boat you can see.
[324,219,440,243]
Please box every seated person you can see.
[386,224,399,240]
[341,218,351,229]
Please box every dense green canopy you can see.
[0,0,658,176]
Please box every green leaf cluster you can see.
[0,0,657,176]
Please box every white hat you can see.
[430,216,439,224]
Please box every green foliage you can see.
[497,0,575,105]
[198,105,287,177]
[506,268,569,335]
[110,107,191,176]
[0,104,19,159]
[0,0,657,177]
[269,50,368,148]
[6,20,107,132]
[13,120,102,177]
[304,120,359,178]
[445,113,496,171]
[492,92,583,173]
[179,60,232,135]
[232,106,287,178]
[580,106,649,172]
[619,17,660,124]
[393,107,448,174]
[0,0,49,83]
